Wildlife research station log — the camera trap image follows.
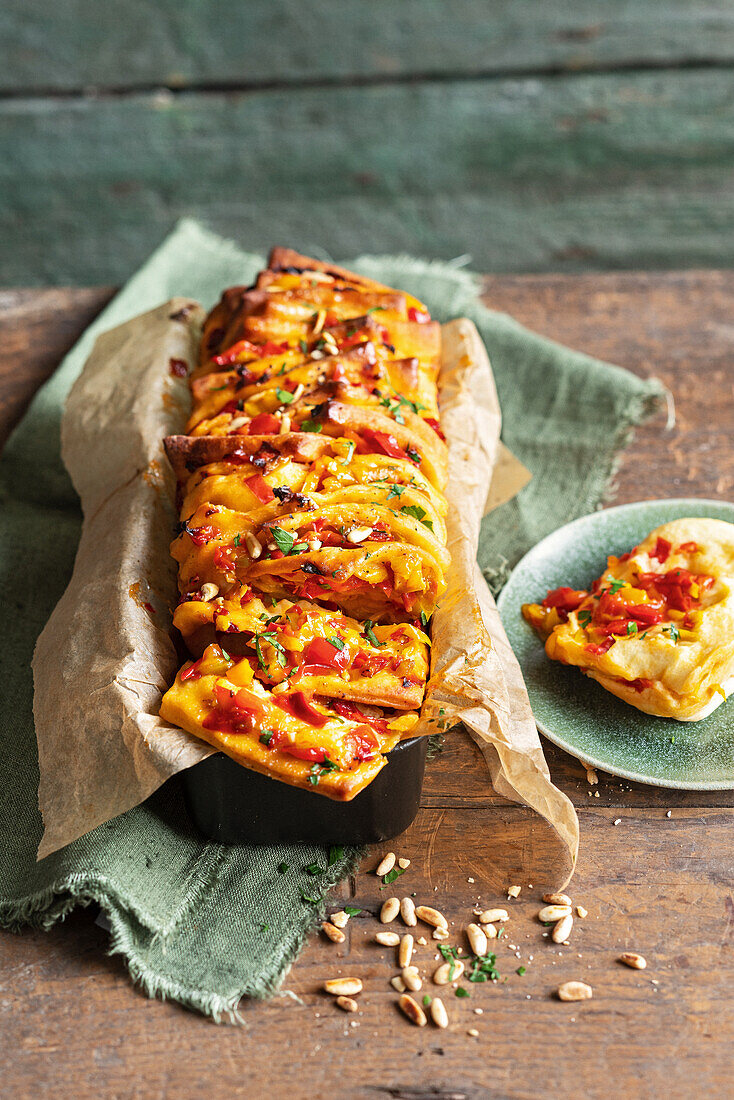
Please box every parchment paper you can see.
[33,303,578,881]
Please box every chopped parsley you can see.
[328,845,344,866]
[305,863,322,876]
[344,906,362,916]
[254,631,287,671]
[300,888,320,904]
[406,447,421,464]
[608,578,627,594]
[516,966,526,976]
[387,483,406,500]
[269,526,296,553]
[455,986,470,998]
[577,608,592,627]
[326,636,345,650]
[422,994,432,1007]
[381,866,406,887]
[400,504,434,532]
[276,387,296,404]
[233,532,242,547]
[309,758,340,785]
[627,621,638,636]
[300,418,322,433]
[259,729,274,746]
[298,339,308,355]
[420,611,429,628]
[467,952,500,984]
[364,620,384,648]
[666,623,680,643]
[341,440,355,464]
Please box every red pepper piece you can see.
[301,637,350,673]
[627,678,654,693]
[212,340,260,366]
[628,603,664,625]
[359,428,406,460]
[244,473,274,503]
[169,357,188,377]
[256,340,290,358]
[599,618,633,636]
[423,417,446,441]
[543,587,589,613]
[281,743,332,763]
[407,307,431,323]
[585,638,615,655]
[247,413,280,435]
[345,725,379,762]
[679,541,699,553]
[277,691,329,728]
[651,537,672,563]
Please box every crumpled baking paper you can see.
[33,303,578,882]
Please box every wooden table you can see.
[2,273,733,1099]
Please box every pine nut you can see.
[479,908,508,924]
[199,582,219,601]
[466,924,488,957]
[400,896,417,927]
[398,934,414,968]
[336,996,358,1012]
[399,993,427,1027]
[306,538,322,551]
[398,858,411,869]
[415,905,448,929]
[324,978,362,996]
[380,897,400,924]
[312,310,327,335]
[557,981,593,1002]
[279,414,291,434]
[543,893,572,906]
[229,416,249,430]
[619,952,647,970]
[433,960,464,986]
[538,905,572,923]
[401,965,422,992]
[374,931,400,947]
[390,975,406,993]
[346,526,373,544]
[289,383,305,403]
[507,885,522,898]
[322,921,346,943]
[432,927,450,941]
[331,911,349,929]
[430,997,449,1029]
[245,531,262,559]
[482,922,497,939]
[376,852,396,877]
[552,914,574,944]
[576,905,588,919]
[467,1028,479,1037]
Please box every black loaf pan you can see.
[182,735,427,845]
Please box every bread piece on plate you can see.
[522,518,734,720]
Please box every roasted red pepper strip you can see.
[651,537,672,563]
[276,691,329,728]
[247,413,281,435]
[244,473,275,503]
[301,637,349,672]
[543,587,589,613]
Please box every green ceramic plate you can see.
[497,499,734,789]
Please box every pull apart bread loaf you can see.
[160,248,449,797]
[522,518,734,721]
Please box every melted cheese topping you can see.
[160,252,448,797]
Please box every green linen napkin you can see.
[0,220,665,1018]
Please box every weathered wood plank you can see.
[2,806,732,1096]
[2,71,734,286]
[3,1,734,91]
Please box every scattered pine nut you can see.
[576,906,588,919]
[399,934,414,969]
[402,965,422,992]
[552,914,574,944]
[330,910,349,929]
[399,993,427,1027]
[322,921,346,944]
[433,960,464,986]
[375,931,400,947]
[380,897,400,924]
[507,885,522,898]
[398,858,411,870]
[415,905,448,929]
[467,1028,479,1037]
[245,532,262,559]
[391,975,406,993]
[376,852,396,877]
[619,952,647,970]
[200,582,219,602]
[557,981,593,1002]
[336,996,358,1013]
[479,908,508,924]
[542,893,572,906]
[482,922,497,939]
[400,896,417,927]
[432,927,450,941]
[324,977,362,996]
[538,904,572,923]
[431,997,449,1029]
[466,923,488,957]
[417,936,427,946]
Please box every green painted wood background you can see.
[2,2,734,285]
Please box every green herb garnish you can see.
[259,730,274,746]
[344,906,362,916]
[309,758,340,785]
[327,637,346,650]
[400,504,434,532]
[300,419,322,433]
[516,966,526,976]
[276,387,296,404]
[364,620,384,648]
[455,986,470,998]
[609,578,627,594]
[328,845,344,866]
[300,888,319,904]
[305,863,322,876]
